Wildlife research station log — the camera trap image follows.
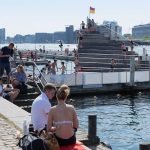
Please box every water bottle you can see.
[23,120,28,135]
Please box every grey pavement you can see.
[0,116,21,150]
[0,97,30,150]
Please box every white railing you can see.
[44,71,150,87]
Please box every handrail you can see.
[14,60,48,93]
[32,62,48,84]
[101,24,139,46]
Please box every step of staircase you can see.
[79,53,130,59]
[16,92,40,100]
[80,67,129,72]
[80,62,130,68]
[79,57,130,64]
[14,99,34,106]
[79,49,122,54]
[79,45,121,50]
[21,105,31,113]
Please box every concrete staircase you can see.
[13,83,40,112]
[78,33,139,72]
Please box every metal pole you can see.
[33,65,35,81]
[130,56,135,86]
[75,71,77,85]
[88,115,97,138]
[88,115,100,145]
[139,143,150,150]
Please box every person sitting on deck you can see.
[0,79,20,103]
[110,59,116,72]
[10,65,27,94]
[31,83,56,131]
[121,43,127,59]
[47,84,79,146]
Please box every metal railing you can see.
[30,62,48,92]
[12,60,48,93]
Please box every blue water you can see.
[0,43,150,56]
[0,43,77,51]
[71,93,150,150]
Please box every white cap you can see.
[0,85,3,94]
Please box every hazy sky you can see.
[0,0,149,36]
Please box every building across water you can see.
[132,23,150,39]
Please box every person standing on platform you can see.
[121,43,127,59]
[31,51,34,61]
[31,83,56,131]
[60,62,66,84]
[51,59,58,75]
[130,40,134,52]
[81,21,85,30]
[0,43,15,86]
[60,62,66,75]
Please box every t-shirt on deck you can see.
[0,46,13,63]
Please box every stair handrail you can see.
[23,61,48,93]
[33,62,47,83]
[101,24,139,46]
[25,68,45,93]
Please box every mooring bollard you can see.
[88,115,100,145]
[139,143,150,150]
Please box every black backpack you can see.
[18,133,47,150]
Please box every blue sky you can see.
[0,0,149,36]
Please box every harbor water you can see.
[0,43,150,55]
[73,92,150,150]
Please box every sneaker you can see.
[28,74,32,77]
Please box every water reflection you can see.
[72,93,150,150]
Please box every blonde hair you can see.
[56,84,70,100]
[17,65,25,73]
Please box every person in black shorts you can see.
[0,43,15,86]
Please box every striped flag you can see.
[90,6,95,14]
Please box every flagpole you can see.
[89,0,91,19]
[89,8,90,19]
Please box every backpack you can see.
[18,133,47,150]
